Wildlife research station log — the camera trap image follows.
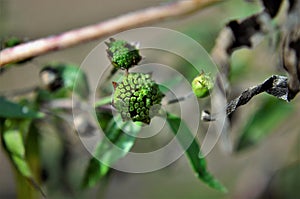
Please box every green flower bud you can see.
[113,73,164,124]
[105,38,142,70]
[192,72,214,98]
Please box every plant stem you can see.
[166,91,195,105]
[0,0,220,67]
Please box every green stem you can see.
[15,171,40,199]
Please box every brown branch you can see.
[0,0,220,67]
[201,75,289,122]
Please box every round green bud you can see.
[192,72,214,98]
[113,73,164,124]
[105,38,142,70]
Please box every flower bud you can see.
[105,38,141,70]
[192,72,214,98]
[113,73,164,124]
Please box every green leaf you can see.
[25,123,41,180]
[39,63,90,99]
[0,97,44,119]
[11,155,32,178]
[236,97,294,151]
[82,115,141,188]
[2,119,33,178]
[61,64,90,99]
[95,110,114,133]
[2,128,32,180]
[1,119,44,197]
[166,113,227,192]
[3,129,26,159]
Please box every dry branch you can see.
[202,75,289,122]
[0,0,220,67]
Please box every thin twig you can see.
[41,98,116,113]
[166,91,194,105]
[0,0,220,67]
[202,75,289,121]
[226,75,289,115]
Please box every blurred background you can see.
[0,0,299,199]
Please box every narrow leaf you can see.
[82,115,141,188]
[1,120,45,197]
[166,113,227,192]
[0,97,44,119]
[3,129,32,177]
[3,129,26,159]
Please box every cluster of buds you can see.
[105,38,141,70]
[106,38,164,124]
[106,38,213,124]
[113,73,164,124]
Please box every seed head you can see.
[105,38,142,70]
[113,73,164,124]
